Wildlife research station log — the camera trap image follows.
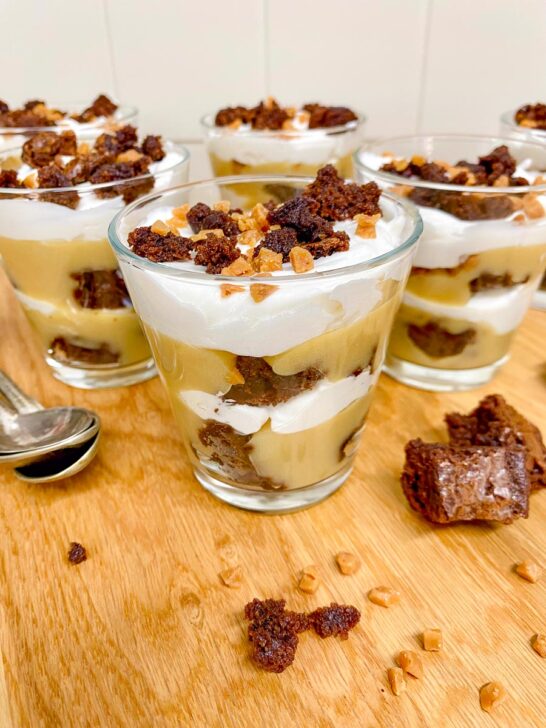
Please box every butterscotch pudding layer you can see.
[0,127,188,382]
[356,138,546,382]
[110,168,420,502]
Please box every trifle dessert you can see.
[109,166,421,512]
[0,125,189,388]
[201,98,365,206]
[0,93,136,152]
[500,102,546,309]
[355,136,546,390]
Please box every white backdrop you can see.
[1,0,545,144]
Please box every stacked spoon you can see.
[0,371,100,483]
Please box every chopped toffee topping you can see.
[5,125,166,207]
[127,166,384,274]
[50,337,119,365]
[401,439,530,524]
[0,94,118,129]
[224,356,323,407]
[71,270,131,310]
[381,145,539,221]
[214,98,357,131]
[515,102,546,130]
[407,321,477,358]
[243,598,359,672]
[445,394,546,490]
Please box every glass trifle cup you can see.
[108,169,422,512]
[0,129,189,388]
[355,135,546,391]
[500,103,546,309]
[0,94,137,152]
[201,99,366,207]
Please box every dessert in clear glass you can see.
[0,125,189,388]
[0,94,137,152]
[201,98,365,206]
[500,102,546,309]
[109,166,421,512]
[355,135,546,391]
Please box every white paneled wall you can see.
[1,0,546,144]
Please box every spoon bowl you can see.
[14,431,100,483]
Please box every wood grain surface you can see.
[0,268,545,728]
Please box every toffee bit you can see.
[368,586,400,607]
[479,682,507,713]
[253,247,282,272]
[289,246,314,273]
[220,256,253,277]
[396,650,423,679]
[298,564,321,594]
[515,560,542,583]
[531,633,546,658]
[68,542,87,565]
[218,565,243,589]
[335,551,361,575]
[387,667,406,696]
[250,283,278,302]
[422,628,443,651]
[220,283,245,298]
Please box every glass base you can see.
[46,356,157,389]
[384,354,509,392]
[532,289,546,311]
[193,460,354,514]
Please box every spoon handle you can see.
[0,372,43,413]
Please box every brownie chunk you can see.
[225,356,323,406]
[94,125,139,157]
[244,599,308,673]
[256,227,298,262]
[401,439,530,524]
[71,270,131,309]
[141,135,165,161]
[252,99,289,130]
[0,100,8,114]
[303,232,350,258]
[303,164,382,221]
[67,542,87,565]
[303,104,358,129]
[50,337,119,365]
[407,321,476,358]
[0,170,24,189]
[37,163,79,209]
[72,94,118,123]
[193,234,240,274]
[446,394,546,490]
[469,271,529,293]
[128,226,193,263]
[22,131,76,168]
[198,420,282,489]
[267,196,333,243]
[187,202,239,236]
[408,188,515,221]
[309,604,361,639]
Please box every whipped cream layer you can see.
[359,152,546,268]
[0,149,186,242]
[181,367,378,435]
[119,199,412,357]
[206,121,362,166]
[403,284,537,333]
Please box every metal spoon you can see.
[0,372,100,481]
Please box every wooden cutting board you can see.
[0,269,545,728]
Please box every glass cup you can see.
[0,141,189,389]
[108,176,422,513]
[500,108,546,309]
[355,135,546,392]
[0,102,138,152]
[200,112,366,207]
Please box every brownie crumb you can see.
[445,394,546,490]
[303,231,350,259]
[303,164,382,221]
[0,170,25,189]
[407,321,476,358]
[215,100,357,131]
[68,542,87,565]
[224,356,323,407]
[22,131,74,168]
[267,196,334,243]
[128,226,193,263]
[469,271,530,293]
[141,135,165,161]
[309,604,361,640]
[71,270,131,309]
[303,103,358,129]
[256,227,298,262]
[401,439,530,524]
[72,93,118,122]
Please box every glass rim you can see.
[108,173,423,285]
[500,108,546,137]
[0,140,190,195]
[200,110,366,137]
[354,133,546,194]
[0,103,138,135]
